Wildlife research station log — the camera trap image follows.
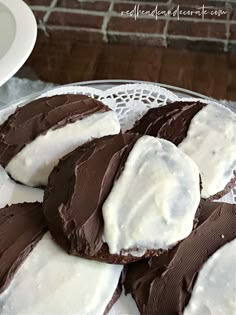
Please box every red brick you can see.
[24,0,52,6]
[32,10,46,23]
[48,12,103,28]
[168,21,227,39]
[167,37,225,52]
[108,17,165,34]
[107,33,164,46]
[56,0,110,11]
[172,0,229,6]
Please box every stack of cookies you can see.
[0,92,235,315]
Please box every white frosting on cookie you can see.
[0,166,43,208]
[184,238,236,315]
[103,136,200,255]
[6,111,120,187]
[0,232,123,315]
[178,103,236,198]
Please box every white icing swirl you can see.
[0,233,123,315]
[103,136,200,255]
[184,238,236,315]
[6,111,120,187]
[179,103,236,198]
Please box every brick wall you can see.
[25,0,236,52]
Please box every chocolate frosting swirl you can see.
[43,133,202,264]
[0,94,110,167]
[0,202,47,293]
[123,201,236,315]
[130,101,205,145]
[43,133,144,264]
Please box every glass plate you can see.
[0,80,235,315]
[76,79,212,98]
[0,80,234,205]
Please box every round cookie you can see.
[130,101,236,200]
[0,204,122,315]
[123,201,236,315]
[0,202,47,293]
[0,94,120,187]
[43,133,201,264]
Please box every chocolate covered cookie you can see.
[0,232,123,315]
[43,133,201,264]
[123,201,236,315]
[0,202,47,293]
[0,94,120,187]
[131,101,236,200]
[0,204,122,315]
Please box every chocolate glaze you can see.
[130,101,206,145]
[43,133,201,264]
[43,133,143,264]
[130,101,236,199]
[0,202,47,293]
[0,94,110,167]
[123,201,236,315]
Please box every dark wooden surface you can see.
[19,34,236,100]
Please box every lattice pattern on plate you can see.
[99,83,180,130]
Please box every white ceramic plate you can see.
[0,0,37,87]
